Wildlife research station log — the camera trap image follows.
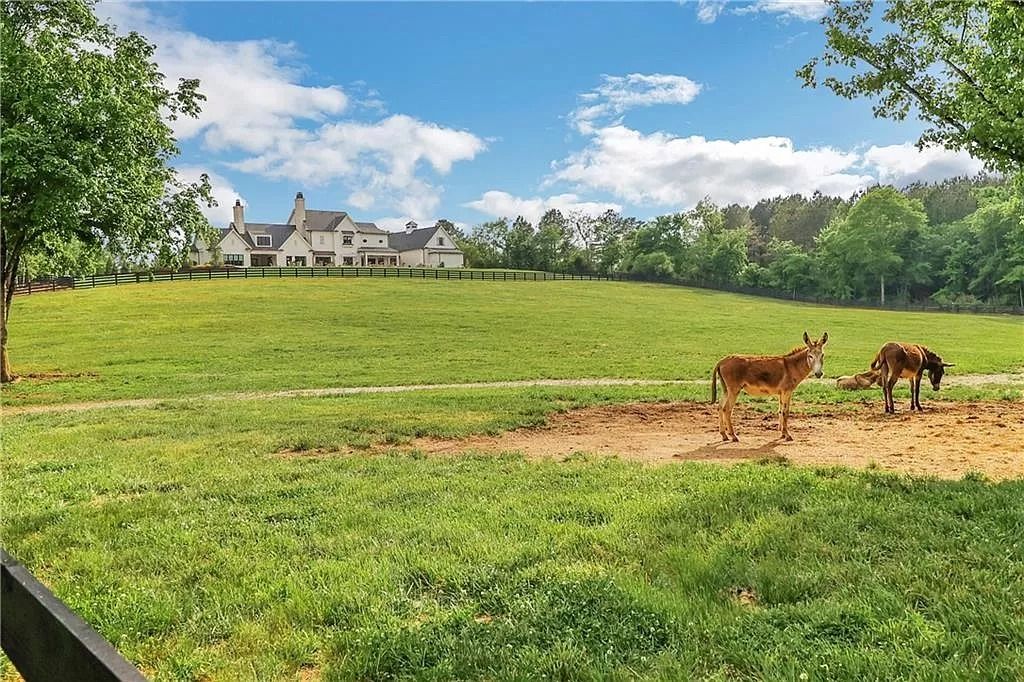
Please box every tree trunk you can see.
[1,248,21,384]
[880,274,886,306]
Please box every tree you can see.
[815,187,928,302]
[799,0,1024,173]
[1,0,215,382]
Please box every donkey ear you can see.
[821,331,829,345]
[803,331,811,346]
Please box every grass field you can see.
[5,278,1022,406]
[3,278,1023,680]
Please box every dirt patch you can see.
[404,400,1024,481]
[22,370,98,380]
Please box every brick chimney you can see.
[293,191,307,240]
[233,199,245,234]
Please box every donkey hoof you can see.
[731,436,739,443]
[783,434,794,442]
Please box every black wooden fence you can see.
[1,549,147,681]
[10,266,1022,315]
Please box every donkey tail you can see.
[711,364,721,404]
[870,348,886,372]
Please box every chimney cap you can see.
[296,191,304,199]
[234,199,242,206]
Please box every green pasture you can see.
[3,279,1023,680]
[5,278,1022,407]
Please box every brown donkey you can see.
[871,342,953,413]
[712,332,828,442]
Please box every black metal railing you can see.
[1,549,147,681]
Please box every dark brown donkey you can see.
[871,342,953,413]
[711,332,828,442]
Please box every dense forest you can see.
[451,176,1024,307]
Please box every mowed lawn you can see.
[3,279,1024,680]
[5,277,1023,406]
[4,390,1024,680]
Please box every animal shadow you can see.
[677,438,785,461]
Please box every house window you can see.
[437,237,445,246]
[362,238,367,243]
[286,256,307,266]
[224,253,244,266]
[319,235,325,244]
[378,239,383,244]
[342,235,352,245]
[342,257,353,265]
[255,234,272,248]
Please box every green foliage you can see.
[799,0,1024,173]
[0,0,215,378]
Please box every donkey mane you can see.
[784,346,809,357]
[921,346,943,367]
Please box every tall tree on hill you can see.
[799,0,1024,174]
[816,187,929,303]
[0,0,215,382]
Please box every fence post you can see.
[113,273,118,285]
[435,269,438,279]
[188,271,192,281]
[245,269,248,279]
[208,270,212,280]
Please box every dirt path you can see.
[406,401,1024,480]
[4,374,1022,417]
[2,378,698,416]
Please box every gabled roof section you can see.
[388,226,444,252]
[304,210,348,232]
[246,224,301,250]
[355,221,387,235]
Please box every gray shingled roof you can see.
[354,221,386,235]
[388,226,444,252]
[304,210,348,232]
[233,223,298,250]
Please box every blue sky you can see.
[102,1,983,230]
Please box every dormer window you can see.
[255,234,272,248]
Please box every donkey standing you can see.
[712,332,828,442]
[871,342,953,413]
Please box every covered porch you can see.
[358,248,399,266]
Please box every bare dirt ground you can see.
[405,400,1024,480]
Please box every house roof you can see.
[357,246,399,253]
[354,221,386,235]
[388,226,443,252]
[231,224,299,251]
[304,210,348,232]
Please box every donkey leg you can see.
[718,399,729,442]
[879,365,891,413]
[724,389,740,442]
[780,392,794,441]
[908,377,918,411]
[885,377,899,414]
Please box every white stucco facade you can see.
[189,193,465,268]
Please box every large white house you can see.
[191,193,465,268]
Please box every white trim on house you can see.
[188,192,465,268]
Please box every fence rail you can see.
[1,549,147,681]
[10,266,1021,315]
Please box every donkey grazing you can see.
[712,332,828,442]
[871,342,953,413]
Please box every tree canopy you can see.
[798,0,1024,174]
[1,0,214,381]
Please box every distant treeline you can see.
[450,176,1024,307]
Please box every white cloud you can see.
[465,191,622,224]
[571,73,702,133]
[97,3,484,220]
[176,166,246,226]
[861,143,986,186]
[734,0,829,21]
[550,125,873,208]
[695,1,728,23]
